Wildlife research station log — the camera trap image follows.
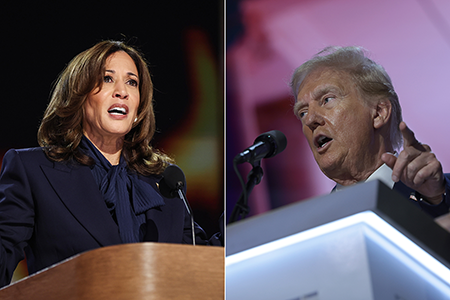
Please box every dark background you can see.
[0,1,223,236]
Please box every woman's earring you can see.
[134,117,138,122]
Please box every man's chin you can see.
[316,157,340,178]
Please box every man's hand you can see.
[381,121,445,204]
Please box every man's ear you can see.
[373,99,392,129]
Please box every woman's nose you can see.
[113,82,129,99]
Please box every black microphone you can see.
[159,165,196,245]
[234,130,287,164]
[159,165,186,198]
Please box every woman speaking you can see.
[0,40,222,287]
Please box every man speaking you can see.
[290,46,449,217]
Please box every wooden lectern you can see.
[0,242,224,300]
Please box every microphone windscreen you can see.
[162,165,186,190]
[254,130,287,159]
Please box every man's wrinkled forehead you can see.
[296,68,351,102]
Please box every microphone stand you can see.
[176,185,196,246]
[158,165,197,246]
[229,160,264,224]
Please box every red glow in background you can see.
[227,0,450,219]
[1,1,223,281]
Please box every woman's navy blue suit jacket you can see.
[0,148,222,287]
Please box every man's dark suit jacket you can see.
[392,175,450,218]
[332,175,450,218]
[0,148,222,287]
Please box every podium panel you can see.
[0,242,224,300]
[226,181,450,300]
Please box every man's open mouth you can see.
[315,135,332,149]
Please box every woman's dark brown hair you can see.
[38,40,173,175]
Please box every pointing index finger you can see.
[400,121,422,149]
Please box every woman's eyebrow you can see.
[105,69,139,79]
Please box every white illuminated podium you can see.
[226,180,450,300]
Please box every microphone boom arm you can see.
[229,161,264,223]
[229,130,287,224]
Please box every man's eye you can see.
[298,111,308,119]
[323,96,334,104]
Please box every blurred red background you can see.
[227,0,450,220]
[1,1,224,281]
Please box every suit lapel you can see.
[40,162,122,246]
[393,181,414,200]
[331,181,414,201]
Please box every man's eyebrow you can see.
[105,69,139,78]
[294,84,342,116]
[295,85,336,108]
[311,85,340,99]
[293,100,306,115]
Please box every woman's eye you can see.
[104,75,113,83]
[128,79,138,87]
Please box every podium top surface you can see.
[226,180,450,268]
[1,242,224,300]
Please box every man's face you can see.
[294,68,378,182]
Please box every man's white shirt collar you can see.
[335,163,395,191]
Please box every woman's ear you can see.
[373,99,392,129]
